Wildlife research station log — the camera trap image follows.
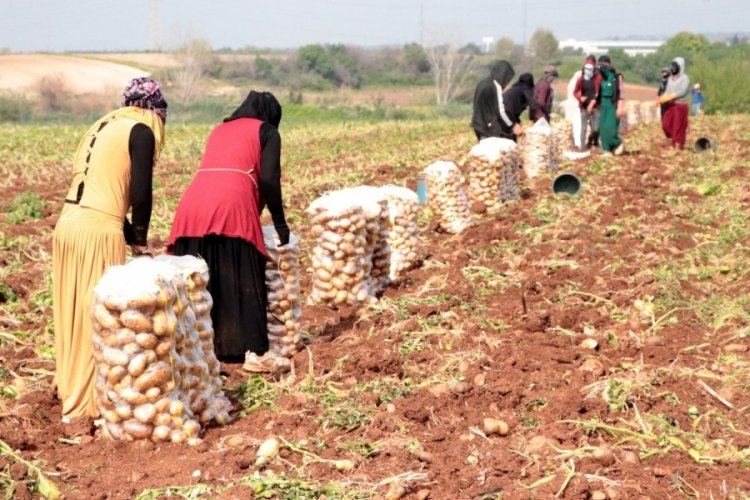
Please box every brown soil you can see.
[1,118,749,499]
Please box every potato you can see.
[151,309,175,336]
[153,412,173,427]
[127,353,148,377]
[115,400,132,420]
[123,419,153,440]
[102,347,130,367]
[104,421,124,440]
[104,328,136,348]
[135,333,158,350]
[107,365,128,385]
[134,362,172,392]
[183,419,201,438]
[152,425,171,442]
[120,309,153,333]
[133,403,157,424]
[170,429,187,444]
[121,387,148,406]
[94,303,121,330]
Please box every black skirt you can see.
[172,235,268,361]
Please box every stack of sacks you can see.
[423,160,474,234]
[306,193,372,308]
[380,185,420,282]
[262,226,302,358]
[521,118,553,178]
[92,256,231,444]
[335,186,391,295]
[552,121,574,171]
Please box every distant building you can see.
[559,38,664,57]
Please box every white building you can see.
[559,38,664,57]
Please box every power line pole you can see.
[420,1,424,46]
[148,0,162,51]
[522,0,528,54]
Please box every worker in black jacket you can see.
[501,72,536,142]
[471,60,516,141]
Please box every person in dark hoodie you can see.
[471,60,516,141]
[500,72,536,142]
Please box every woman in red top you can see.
[168,91,290,361]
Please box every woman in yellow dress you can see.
[52,77,167,419]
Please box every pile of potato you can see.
[380,185,420,282]
[424,160,474,234]
[262,227,302,358]
[337,186,391,295]
[521,118,553,178]
[92,256,231,444]
[306,193,373,308]
[552,120,574,170]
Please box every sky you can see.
[1,0,748,53]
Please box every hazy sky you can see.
[1,0,747,52]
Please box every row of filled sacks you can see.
[424,137,522,234]
[306,185,420,310]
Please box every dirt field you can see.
[1,110,748,498]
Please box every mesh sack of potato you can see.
[466,137,520,210]
[379,185,420,282]
[92,256,230,445]
[624,100,641,130]
[521,118,553,178]
[335,186,392,295]
[639,101,657,124]
[424,160,474,234]
[306,192,373,308]
[154,254,232,425]
[552,120,574,170]
[262,226,302,358]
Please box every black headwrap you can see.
[515,72,534,88]
[225,90,282,127]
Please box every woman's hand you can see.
[131,243,155,257]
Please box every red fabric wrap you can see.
[662,102,689,150]
[167,118,268,256]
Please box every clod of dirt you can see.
[578,358,605,376]
[644,336,665,346]
[416,450,434,463]
[523,435,557,455]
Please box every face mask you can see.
[671,62,680,75]
[584,67,594,79]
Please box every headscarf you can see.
[225,90,282,127]
[514,72,534,88]
[488,60,515,89]
[122,77,168,122]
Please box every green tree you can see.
[529,29,559,63]
[401,43,431,74]
[494,37,523,66]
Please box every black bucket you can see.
[694,137,716,152]
[552,172,581,195]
